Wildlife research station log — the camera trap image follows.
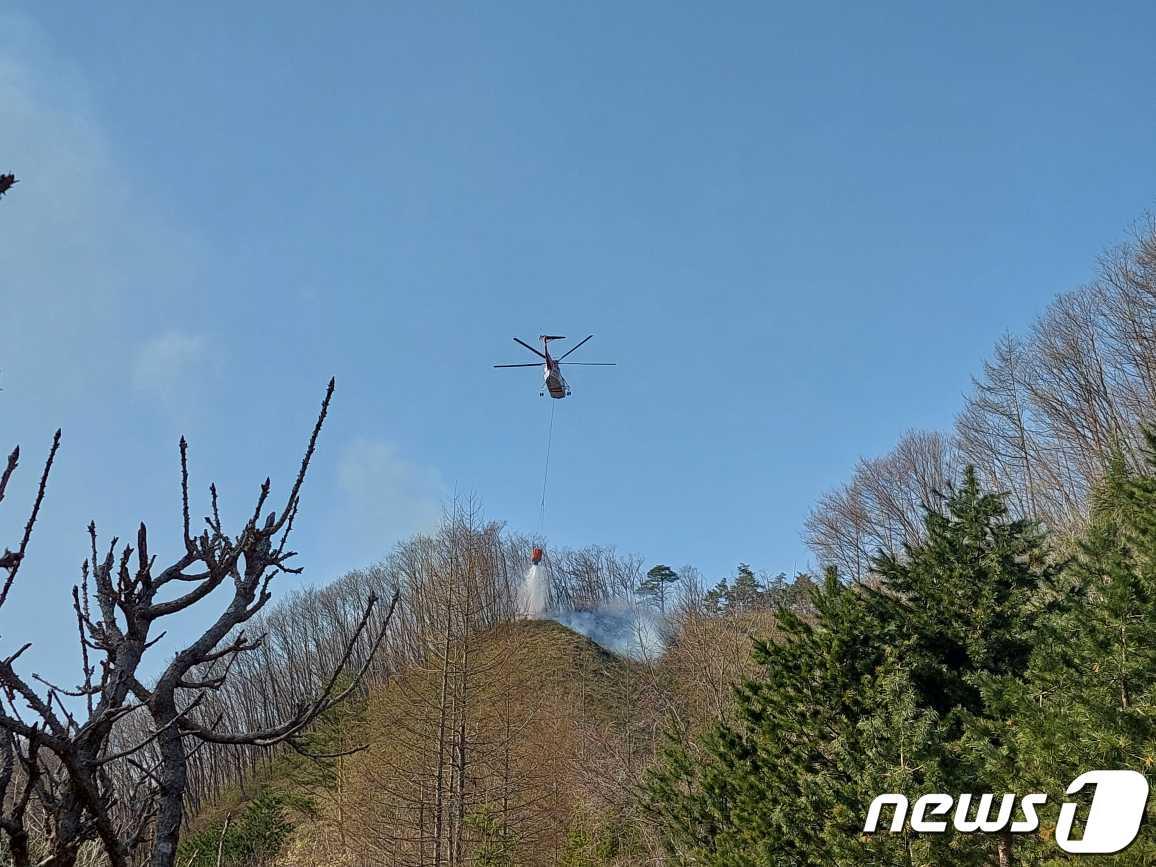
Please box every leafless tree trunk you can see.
[997,829,1013,866]
[0,381,399,866]
[433,585,451,867]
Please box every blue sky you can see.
[3,2,1156,681]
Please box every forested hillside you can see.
[5,152,1156,864]
[172,217,1156,866]
[645,220,1156,865]
[170,519,786,866]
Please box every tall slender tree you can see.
[638,565,680,613]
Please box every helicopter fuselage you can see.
[542,352,569,398]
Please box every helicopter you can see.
[494,335,614,398]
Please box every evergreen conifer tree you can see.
[645,569,893,864]
[980,439,1156,862]
[639,564,681,612]
[646,469,1053,865]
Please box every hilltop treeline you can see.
[110,511,645,818]
[641,218,1156,865]
[167,215,1156,866]
[647,454,1156,863]
[807,218,1156,578]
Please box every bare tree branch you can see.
[0,380,398,867]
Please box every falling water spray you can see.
[517,563,549,618]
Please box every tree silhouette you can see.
[0,381,399,867]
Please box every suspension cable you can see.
[538,399,556,534]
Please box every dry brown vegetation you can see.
[216,508,789,867]
[276,621,638,866]
[268,607,783,867]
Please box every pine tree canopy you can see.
[644,467,1074,866]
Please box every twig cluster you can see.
[0,380,399,867]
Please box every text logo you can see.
[863,770,1149,854]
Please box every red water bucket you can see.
[531,547,544,565]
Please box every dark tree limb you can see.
[0,380,397,867]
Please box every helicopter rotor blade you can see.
[559,362,615,366]
[513,337,546,358]
[557,334,594,361]
[493,363,543,368]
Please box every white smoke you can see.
[515,562,668,660]
[517,564,549,618]
[548,599,666,661]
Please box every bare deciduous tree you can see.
[0,380,398,867]
[809,218,1156,571]
[804,430,956,579]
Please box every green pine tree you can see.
[832,652,946,866]
[645,469,1053,865]
[728,564,767,612]
[703,579,730,614]
[639,564,681,612]
[864,467,1053,865]
[644,569,891,865]
[983,440,1156,863]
